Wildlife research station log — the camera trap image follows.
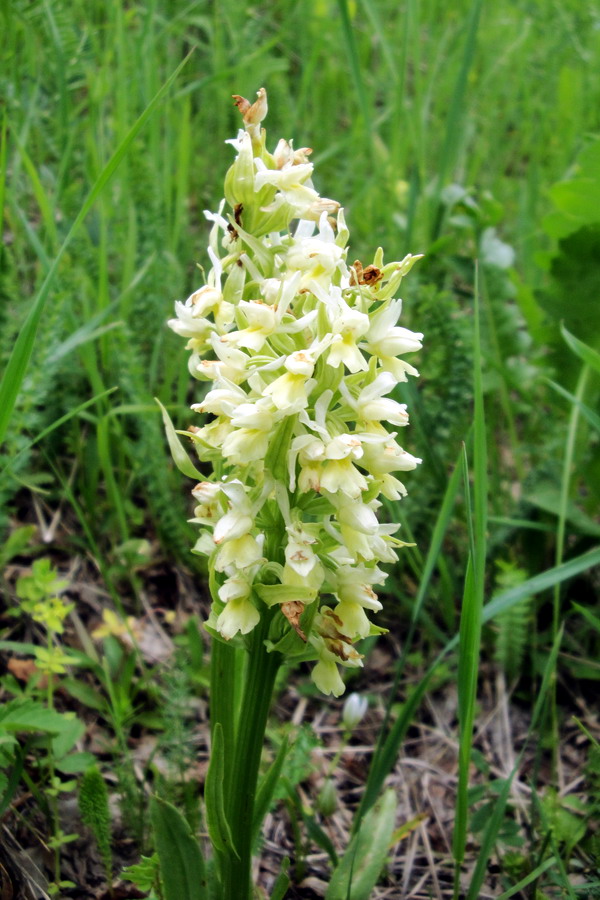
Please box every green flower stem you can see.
[219,608,282,900]
[209,639,238,796]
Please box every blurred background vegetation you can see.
[1,0,600,895]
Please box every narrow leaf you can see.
[150,796,207,900]
[156,398,204,480]
[496,857,557,900]
[252,737,289,843]
[270,858,290,900]
[205,723,238,858]
[325,790,396,900]
[561,323,600,375]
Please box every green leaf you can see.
[325,789,396,900]
[270,858,290,900]
[454,277,487,877]
[55,751,97,774]
[252,737,289,844]
[254,583,317,607]
[155,398,204,480]
[150,797,207,900]
[0,700,76,735]
[204,723,238,858]
[571,602,600,633]
[537,225,600,343]
[495,857,557,900]
[561,323,600,375]
[52,715,86,760]
[0,525,36,568]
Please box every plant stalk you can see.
[214,608,281,900]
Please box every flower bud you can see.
[317,779,337,817]
[342,692,368,731]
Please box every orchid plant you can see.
[165,88,423,899]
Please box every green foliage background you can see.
[1,0,600,892]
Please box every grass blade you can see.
[430,0,484,239]
[0,388,117,480]
[335,0,370,128]
[495,857,557,899]
[0,50,193,449]
[453,273,487,888]
[483,545,600,623]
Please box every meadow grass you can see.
[1,0,600,896]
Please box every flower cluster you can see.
[169,89,423,696]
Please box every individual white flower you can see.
[319,289,370,373]
[351,372,409,425]
[213,481,254,544]
[191,335,250,384]
[220,300,278,352]
[215,533,263,572]
[335,564,385,611]
[319,458,368,498]
[312,657,345,697]
[193,380,247,417]
[191,481,223,525]
[281,559,325,593]
[217,596,260,640]
[285,216,346,287]
[262,349,318,412]
[333,600,371,639]
[362,299,423,380]
[168,303,214,341]
[229,398,276,431]
[358,425,422,476]
[221,426,271,464]
[285,522,319,577]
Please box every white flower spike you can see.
[168,89,423,695]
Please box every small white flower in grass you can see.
[342,693,368,730]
